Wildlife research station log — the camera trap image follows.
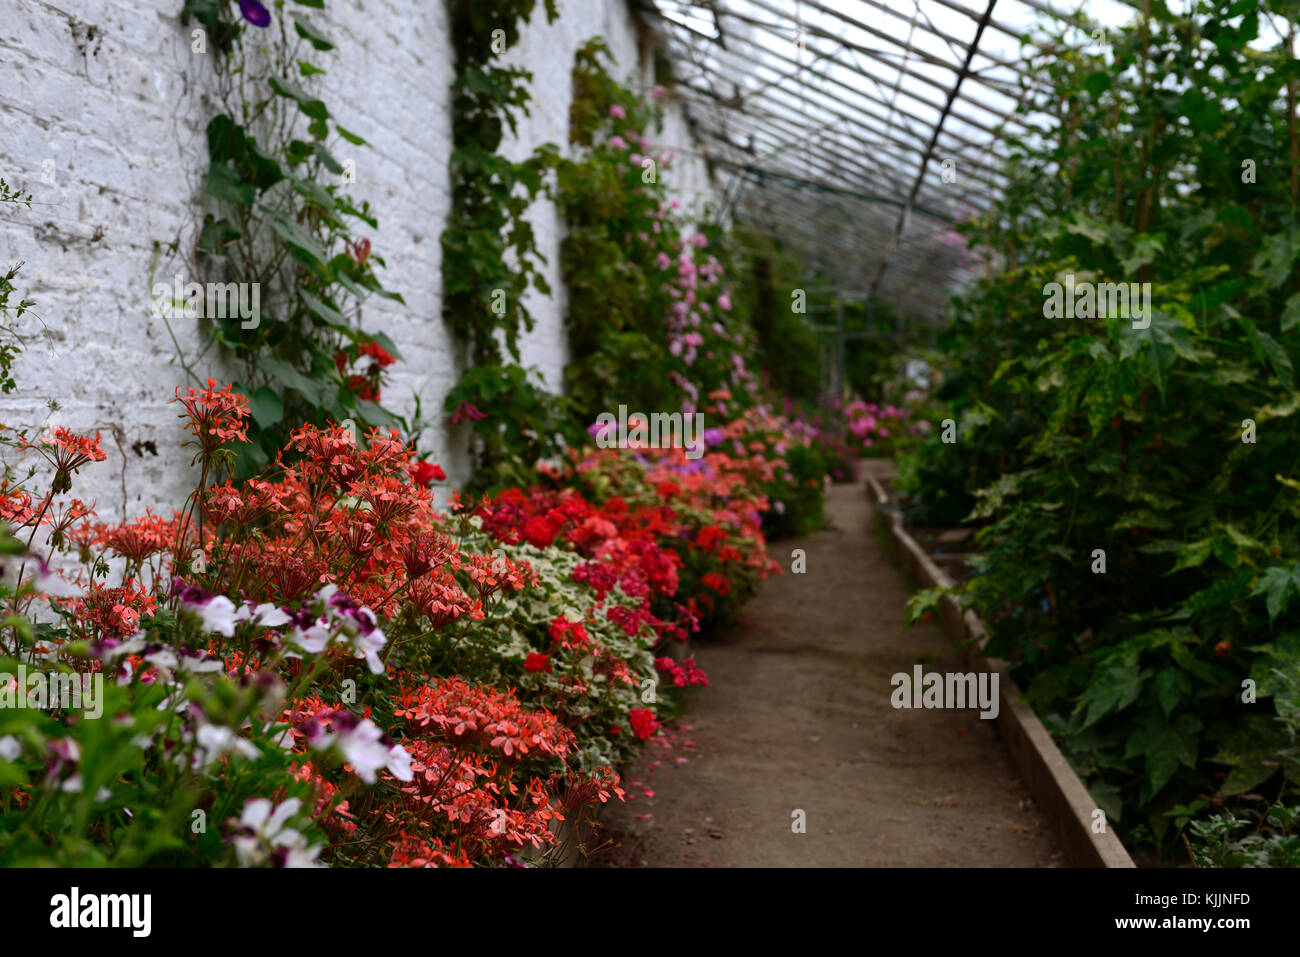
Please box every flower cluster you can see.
[0,372,819,868]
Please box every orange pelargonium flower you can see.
[22,428,107,493]
[397,677,575,761]
[94,510,176,562]
[174,379,250,451]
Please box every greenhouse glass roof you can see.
[638,0,1147,319]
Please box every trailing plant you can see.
[177,0,407,478]
[441,0,563,481]
[0,178,35,395]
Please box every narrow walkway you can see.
[594,479,1061,867]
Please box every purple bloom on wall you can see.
[240,0,272,27]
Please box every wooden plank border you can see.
[864,472,1135,868]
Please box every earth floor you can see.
[591,478,1063,867]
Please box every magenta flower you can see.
[448,402,488,425]
[239,0,272,27]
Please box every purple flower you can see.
[239,0,272,27]
[703,427,725,447]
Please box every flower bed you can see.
[0,380,812,867]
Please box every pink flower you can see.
[717,294,732,312]
[609,135,628,150]
[609,104,627,120]
[448,402,487,425]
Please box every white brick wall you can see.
[0,0,714,521]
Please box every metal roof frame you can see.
[633,0,1131,322]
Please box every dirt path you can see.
[592,478,1062,867]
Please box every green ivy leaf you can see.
[313,142,343,174]
[293,18,334,51]
[246,386,284,428]
[301,290,347,328]
[335,125,368,146]
[257,205,329,271]
[268,76,329,122]
[205,163,254,206]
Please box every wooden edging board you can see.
[863,472,1136,868]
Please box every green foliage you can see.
[440,0,562,482]
[897,0,1300,857]
[729,225,823,401]
[556,40,758,421]
[443,364,580,495]
[0,179,35,395]
[1187,804,1300,868]
[760,442,827,538]
[179,0,406,477]
[442,0,558,366]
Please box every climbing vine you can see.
[440,0,577,490]
[177,0,407,477]
[0,178,34,396]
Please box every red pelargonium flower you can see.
[628,708,661,741]
[523,652,552,674]
[23,428,107,494]
[346,375,380,402]
[397,677,575,760]
[461,551,535,601]
[68,578,157,640]
[700,571,731,595]
[347,237,371,265]
[410,461,446,487]
[359,341,396,367]
[407,571,481,629]
[174,380,251,453]
[548,616,589,650]
[94,511,177,563]
[696,524,728,550]
[400,530,455,581]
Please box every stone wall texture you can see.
[0,0,715,519]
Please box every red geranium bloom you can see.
[700,571,731,595]
[410,461,446,487]
[628,708,661,741]
[173,380,251,454]
[359,341,396,367]
[523,652,552,674]
[23,427,107,493]
[346,375,380,402]
[347,237,371,265]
